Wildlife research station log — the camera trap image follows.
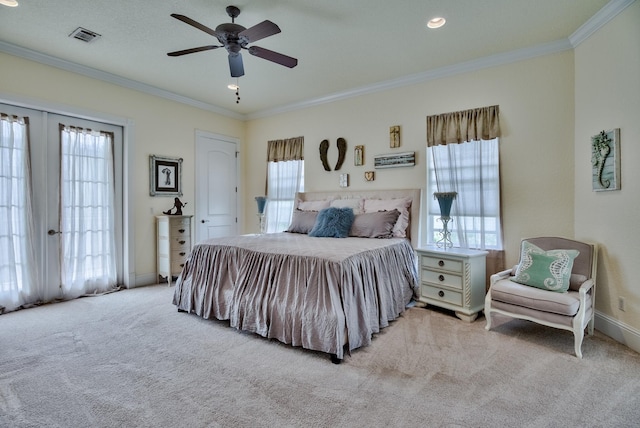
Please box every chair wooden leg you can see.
[484,292,493,331]
[574,328,584,359]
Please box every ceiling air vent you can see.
[69,27,101,43]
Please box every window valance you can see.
[426,105,500,147]
[267,136,304,162]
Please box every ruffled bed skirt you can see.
[173,233,418,359]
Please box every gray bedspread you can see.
[172,233,418,359]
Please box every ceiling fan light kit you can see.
[168,4,298,83]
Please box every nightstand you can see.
[156,215,193,286]
[415,246,487,322]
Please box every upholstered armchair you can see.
[485,237,597,358]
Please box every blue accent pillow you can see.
[308,207,355,238]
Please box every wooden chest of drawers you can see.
[415,246,487,322]
[156,215,193,286]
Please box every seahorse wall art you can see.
[591,130,611,189]
[591,128,620,191]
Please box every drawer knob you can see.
[438,274,445,282]
[178,229,186,233]
[180,263,185,268]
[438,260,445,267]
[178,240,186,245]
[438,290,445,298]
[179,252,186,256]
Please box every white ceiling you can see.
[0,0,618,119]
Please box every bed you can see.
[173,189,421,362]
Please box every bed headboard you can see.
[295,189,421,248]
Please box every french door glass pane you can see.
[60,126,117,296]
[0,115,36,312]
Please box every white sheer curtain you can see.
[0,114,38,313]
[427,138,502,250]
[59,125,117,298]
[265,160,304,232]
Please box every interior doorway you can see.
[194,130,239,244]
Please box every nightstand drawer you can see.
[421,284,463,306]
[421,255,463,274]
[421,269,463,290]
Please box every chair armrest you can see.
[490,269,512,286]
[578,278,595,295]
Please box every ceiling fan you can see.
[167,5,298,78]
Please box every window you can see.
[426,138,502,250]
[265,160,304,233]
[264,137,305,233]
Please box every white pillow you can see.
[296,199,332,212]
[330,198,364,214]
[363,198,412,237]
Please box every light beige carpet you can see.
[1,284,639,428]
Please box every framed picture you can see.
[354,145,364,166]
[339,173,349,188]
[389,125,401,148]
[591,128,620,191]
[150,155,183,196]
[374,151,415,169]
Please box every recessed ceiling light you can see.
[0,0,19,7]
[427,17,446,29]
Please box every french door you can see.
[0,103,123,312]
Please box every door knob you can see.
[47,229,61,235]
[201,219,210,223]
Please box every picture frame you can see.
[591,128,620,191]
[389,125,401,148]
[150,155,183,196]
[374,151,415,169]
[339,173,349,188]
[354,145,364,166]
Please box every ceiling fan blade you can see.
[248,46,298,68]
[239,20,281,43]
[170,14,218,37]
[167,45,221,57]
[229,53,245,77]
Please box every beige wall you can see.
[246,51,576,267]
[574,2,640,337]
[0,53,245,283]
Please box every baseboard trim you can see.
[595,310,640,354]
[132,273,159,288]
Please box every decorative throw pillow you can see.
[511,241,579,292]
[363,198,412,238]
[330,198,365,214]
[296,199,331,212]
[308,207,355,238]
[349,210,400,238]
[286,211,318,234]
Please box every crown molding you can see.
[0,41,245,121]
[569,0,636,47]
[247,38,573,120]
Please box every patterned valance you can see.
[267,136,304,162]
[426,105,500,147]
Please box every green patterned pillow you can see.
[511,241,579,292]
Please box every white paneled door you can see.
[195,131,239,243]
[0,103,123,310]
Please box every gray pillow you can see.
[286,210,318,234]
[349,209,400,238]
